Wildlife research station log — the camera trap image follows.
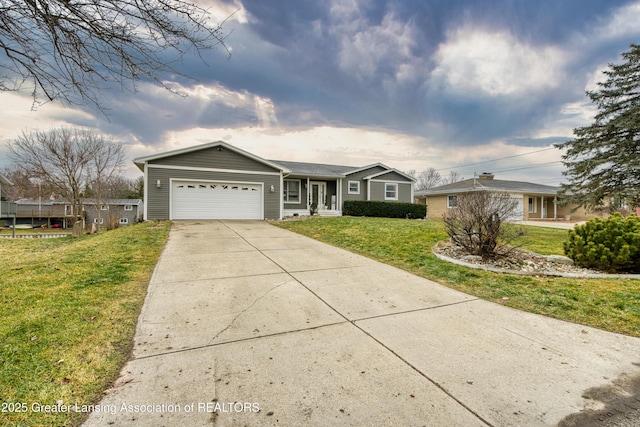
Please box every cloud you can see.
[135,124,429,171]
[0,93,98,171]
[594,1,640,41]
[91,80,279,145]
[4,0,640,188]
[331,4,423,86]
[431,28,566,97]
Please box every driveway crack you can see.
[209,280,288,344]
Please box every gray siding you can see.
[347,165,387,180]
[85,204,141,226]
[399,182,413,203]
[372,170,412,182]
[149,147,279,173]
[147,167,281,220]
[326,181,337,208]
[283,178,340,210]
[283,177,308,210]
[342,166,387,202]
[370,181,413,203]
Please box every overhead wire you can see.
[488,161,564,174]
[435,147,557,172]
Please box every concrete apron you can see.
[83,220,640,427]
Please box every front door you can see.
[310,181,327,210]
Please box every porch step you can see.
[318,210,342,217]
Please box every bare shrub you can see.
[443,191,525,258]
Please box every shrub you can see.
[564,213,640,272]
[343,200,426,219]
[443,191,524,258]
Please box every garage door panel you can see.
[507,196,524,221]
[172,180,262,220]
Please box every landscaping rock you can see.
[546,255,574,265]
[434,241,599,276]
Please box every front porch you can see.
[525,194,560,220]
[283,177,344,217]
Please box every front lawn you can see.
[275,217,640,337]
[0,221,171,427]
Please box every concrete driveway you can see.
[84,221,640,427]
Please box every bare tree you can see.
[0,166,57,201]
[99,175,144,200]
[442,171,463,185]
[86,134,126,230]
[8,127,125,230]
[415,168,442,190]
[443,191,524,258]
[0,0,231,110]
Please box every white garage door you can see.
[506,196,524,221]
[171,180,263,220]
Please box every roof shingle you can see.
[415,178,560,196]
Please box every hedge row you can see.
[343,200,426,219]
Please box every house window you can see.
[447,195,458,208]
[283,180,300,203]
[94,218,104,224]
[64,205,73,216]
[385,183,398,200]
[348,181,360,194]
[124,204,133,211]
[100,205,108,211]
[119,218,129,225]
[528,197,537,213]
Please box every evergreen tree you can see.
[556,44,640,209]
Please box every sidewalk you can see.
[83,220,640,426]
[520,220,586,230]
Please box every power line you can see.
[490,161,563,173]
[436,147,557,172]
[534,177,566,184]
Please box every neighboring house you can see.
[133,141,415,220]
[0,174,16,222]
[14,198,143,228]
[414,173,605,221]
[82,199,144,228]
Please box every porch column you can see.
[337,178,342,211]
[306,177,311,209]
[541,196,545,219]
[553,196,557,219]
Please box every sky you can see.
[1,0,640,186]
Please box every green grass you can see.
[505,223,568,255]
[0,221,171,427]
[275,217,640,337]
